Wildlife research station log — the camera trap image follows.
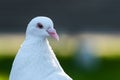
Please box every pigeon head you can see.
[26,16,59,40]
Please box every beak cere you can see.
[47,28,59,40]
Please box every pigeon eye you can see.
[37,23,43,29]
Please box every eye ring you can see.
[37,23,43,29]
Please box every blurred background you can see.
[0,0,120,80]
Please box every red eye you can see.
[37,23,43,29]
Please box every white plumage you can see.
[9,16,72,80]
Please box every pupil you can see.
[37,23,43,29]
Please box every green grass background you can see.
[1,55,120,80]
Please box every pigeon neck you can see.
[24,35,48,45]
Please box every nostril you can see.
[47,28,56,34]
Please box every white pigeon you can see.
[9,16,72,80]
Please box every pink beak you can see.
[47,28,59,40]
